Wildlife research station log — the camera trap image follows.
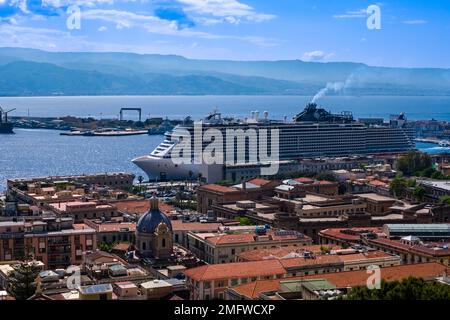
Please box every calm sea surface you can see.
[1,95,450,120]
[1,96,450,191]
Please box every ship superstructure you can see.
[133,103,415,181]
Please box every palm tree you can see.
[188,170,193,188]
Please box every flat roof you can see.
[357,193,396,202]
[419,180,450,191]
[385,224,450,233]
[141,279,172,289]
[115,282,137,289]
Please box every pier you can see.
[60,129,148,137]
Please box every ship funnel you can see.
[255,111,260,121]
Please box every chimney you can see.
[241,178,246,191]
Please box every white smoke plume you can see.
[311,73,355,103]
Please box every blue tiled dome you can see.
[136,197,172,234]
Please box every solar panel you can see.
[81,284,112,294]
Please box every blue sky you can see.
[0,0,449,67]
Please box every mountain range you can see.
[0,47,449,96]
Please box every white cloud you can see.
[0,24,74,50]
[81,9,277,45]
[302,50,334,62]
[175,0,276,24]
[333,9,366,19]
[402,20,427,25]
[41,0,115,8]
[98,25,107,31]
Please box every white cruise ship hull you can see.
[132,155,200,181]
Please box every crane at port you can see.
[119,107,142,122]
[0,107,16,134]
[0,107,16,123]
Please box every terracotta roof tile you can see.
[294,178,315,184]
[199,184,237,193]
[97,222,136,233]
[113,200,175,215]
[171,220,221,232]
[248,178,271,186]
[238,245,339,261]
[184,260,286,281]
[230,262,447,299]
[319,227,382,242]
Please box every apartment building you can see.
[184,259,287,300]
[226,262,448,300]
[187,228,312,264]
[83,219,136,244]
[49,201,118,222]
[196,179,277,214]
[184,247,400,300]
[0,217,96,268]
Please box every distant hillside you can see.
[0,47,449,96]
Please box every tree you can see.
[98,242,114,252]
[9,262,41,300]
[215,180,234,186]
[390,176,408,198]
[235,216,253,226]
[412,186,426,202]
[315,172,337,182]
[320,245,332,254]
[343,277,450,300]
[439,195,450,205]
[396,151,432,176]
[431,171,445,180]
[137,175,144,185]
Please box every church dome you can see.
[136,197,172,234]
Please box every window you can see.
[230,279,238,286]
[162,238,166,248]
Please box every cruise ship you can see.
[132,103,415,181]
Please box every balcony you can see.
[48,240,70,246]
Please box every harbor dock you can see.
[60,129,148,137]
